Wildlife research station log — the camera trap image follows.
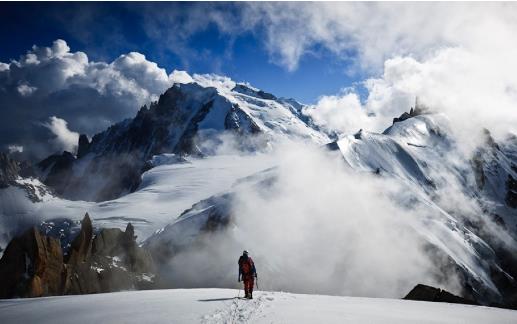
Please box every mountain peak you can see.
[232,83,277,101]
[34,78,328,202]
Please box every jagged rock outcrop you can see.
[0,227,64,298]
[66,213,93,265]
[0,213,157,298]
[392,97,429,124]
[232,83,277,100]
[77,134,90,159]
[63,214,156,295]
[37,151,76,196]
[404,284,479,305]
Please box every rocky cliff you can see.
[0,213,157,298]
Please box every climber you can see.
[238,250,257,299]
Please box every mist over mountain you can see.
[2,3,517,320]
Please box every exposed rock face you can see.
[232,83,277,100]
[65,213,93,265]
[77,134,90,159]
[37,151,76,196]
[63,215,156,295]
[392,98,429,124]
[0,152,21,188]
[505,173,517,208]
[0,152,53,202]
[404,284,479,305]
[0,227,63,298]
[0,213,157,298]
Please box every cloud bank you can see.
[0,40,176,159]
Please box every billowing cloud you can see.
[304,91,373,136]
[0,39,176,159]
[42,116,79,153]
[168,70,194,84]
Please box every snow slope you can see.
[1,289,516,324]
[0,154,276,249]
[179,75,329,145]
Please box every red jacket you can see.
[238,256,257,277]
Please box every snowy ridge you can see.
[173,75,330,145]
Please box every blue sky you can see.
[0,2,362,104]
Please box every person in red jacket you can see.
[238,250,257,299]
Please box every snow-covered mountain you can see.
[1,75,517,309]
[35,79,328,202]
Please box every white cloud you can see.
[169,70,236,92]
[16,83,37,97]
[7,145,23,154]
[110,52,171,100]
[191,73,236,91]
[304,91,372,136]
[169,70,194,84]
[42,116,80,153]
